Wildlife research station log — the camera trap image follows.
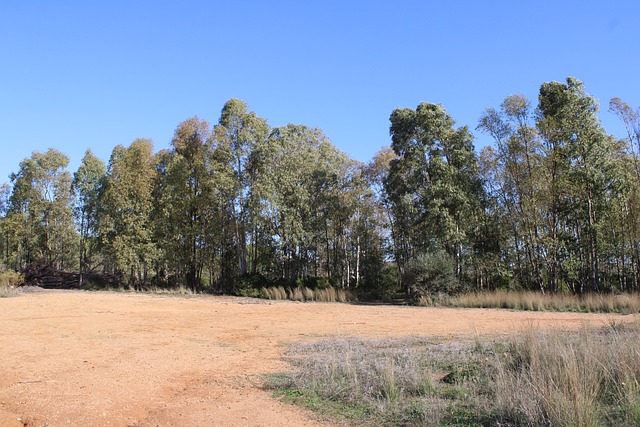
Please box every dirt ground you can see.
[0,290,634,427]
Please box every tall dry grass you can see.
[442,291,640,314]
[0,282,9,297]
[262,286,351,303]
[494,323,640,426]
[146,284,194,295]
[270,323,640,426]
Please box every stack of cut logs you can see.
[24,265,122,289]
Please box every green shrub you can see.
[403,251,457,298]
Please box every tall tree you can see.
[537,77,624,292]
[73,150,106,284]
[610,97,640,289]
[7,149,76,270]
[157,116,225,290]
[0,183,12,268]
[97,139,157,286]
[211,99,269,276]
[386,103,485,294]
[363,147,401,293]
[478,94,545,290]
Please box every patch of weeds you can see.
[440,362,482,385]
[442,402,494,427]
[265,373,371,423]
[268,337,493,426]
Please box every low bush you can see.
[0,270,24,297]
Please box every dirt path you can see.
[0,291,634,426]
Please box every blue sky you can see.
[1,1,639,182]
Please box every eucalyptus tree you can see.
[158,117,213,289]
[537,77,625,292]
[478,95,545,290]
[211,99,269,276]
[363,147,401,292]
[248,123,370,287]
[252,124,338,281]
[73,150,106,284]
[97,139,158,285]
[313,138,357,286]
[386,103,485,294]
[610,98,640,178]
[156,116,235,290]
[0,183,10,267]
[251,124,317,279]
[609,97,640,289]
[7,149,76,270]
[349,161,390,292]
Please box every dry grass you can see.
[436,291,640,314]
[494,322,640,426]
[0,270,24,297]
[270,322,640,426]
[0,282,9,297]
[146,284,194,295]
[268,337,490,426]
[262,286,351,303]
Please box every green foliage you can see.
[5,85,640,296]
[7,149,77,270]
[387,102,486,296]
[155,116,222,291]
[478,78,636,294]
[233,272,268,297]
[73,150,106,278]
[97,139,158,286]
[0,269,24,287]
[403,251,457,298]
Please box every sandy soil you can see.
[0,290,634,427]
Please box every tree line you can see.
[1,78,639,297]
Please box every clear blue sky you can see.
[1,1,639,182]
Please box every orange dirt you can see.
[0,290,634,426]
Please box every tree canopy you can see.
[2,80,639,297]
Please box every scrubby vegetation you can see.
[0,268,23,297]
[269,322,640,426]
[421,291,640,314]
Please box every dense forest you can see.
[2,77,640,299]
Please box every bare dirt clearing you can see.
[0,291,634,426]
